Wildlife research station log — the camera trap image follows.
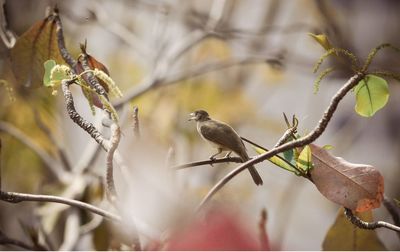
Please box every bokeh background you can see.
[0,0,399,250]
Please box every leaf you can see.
[322,207,386,250]
[354,75,389,117]
[309,144,384,212]
[283,148,294,164]
[10,14,64,89]
[254,146,296,173]
[322,144,333,150]
[308,33,333,51]
[296,145,312,171]
[43,60,56,87]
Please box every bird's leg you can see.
[224,151,232,158]
[209,148,222,161]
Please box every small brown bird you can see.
[189,110,263,186]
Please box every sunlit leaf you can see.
[43,60,56,87]
[354,75,389,117]
[322,208,386,250]
[296,145,312,171]
[310,144,384,212]
[308,33,333,51]
[10,14,64,89]
[254,146,296,173]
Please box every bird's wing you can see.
[199,120,247,157]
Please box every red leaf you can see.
[310,144,384,212]
[10,14,64,90]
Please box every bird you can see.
[189,109,263,186]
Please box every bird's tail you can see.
[248,165,263,186]
[240,153,263,186]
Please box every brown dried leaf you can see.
[10,14,64,89]
[310,144,384,212]
[322,207,386,250]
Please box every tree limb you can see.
[0,191,120,221]
[344,208,400,233]
[197,73,365,210]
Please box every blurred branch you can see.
[0,229,42,251]
[58,208,80,251]
[79,214,103,235]
[0,191,120,221]
[33,109,72,172]
[132,106,140,138]
[258,208,270,251]
[0,0,16,48]
[197,73,365,210]
[89,0,152,61]
[0,121,69,183]
[344,208,400,233]
[113,55,279,108]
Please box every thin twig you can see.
[173,156,243,170]
[132,106,140,138]
[53,8,77,68]
[0,191,120,221]
[197,73,365,210]
[344,208,400,232]
[0,121,68,183]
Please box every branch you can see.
[105,123,120,201]
[0,121,69,183]
[61,80,107,150]
[0,191,120,221]
[131,106,140,139]
[112,55,277,109]
[0,0,16,49]
[344,208,400,233]
[0,229,41,251]
[172,156,243,170]
[53,8,77,68]
[33,109,72,171]
[197,73,365,209]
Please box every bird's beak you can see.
[188,112,196,121]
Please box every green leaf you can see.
[253,146,296,173]
[43,60,56,87]
[354,75,389,117]
[308,33,333,51]
[296,145,312,171]
[283,148,294,164]
[322,144,334,150]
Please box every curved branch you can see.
[0,191,120,221]
[0,121,68,183]
[344,208,400,233]
[105,123,120,201]
[197,73,365,209]
[61,80,107,150]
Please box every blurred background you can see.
[0,0,399,250]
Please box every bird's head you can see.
[189,110,210,122]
